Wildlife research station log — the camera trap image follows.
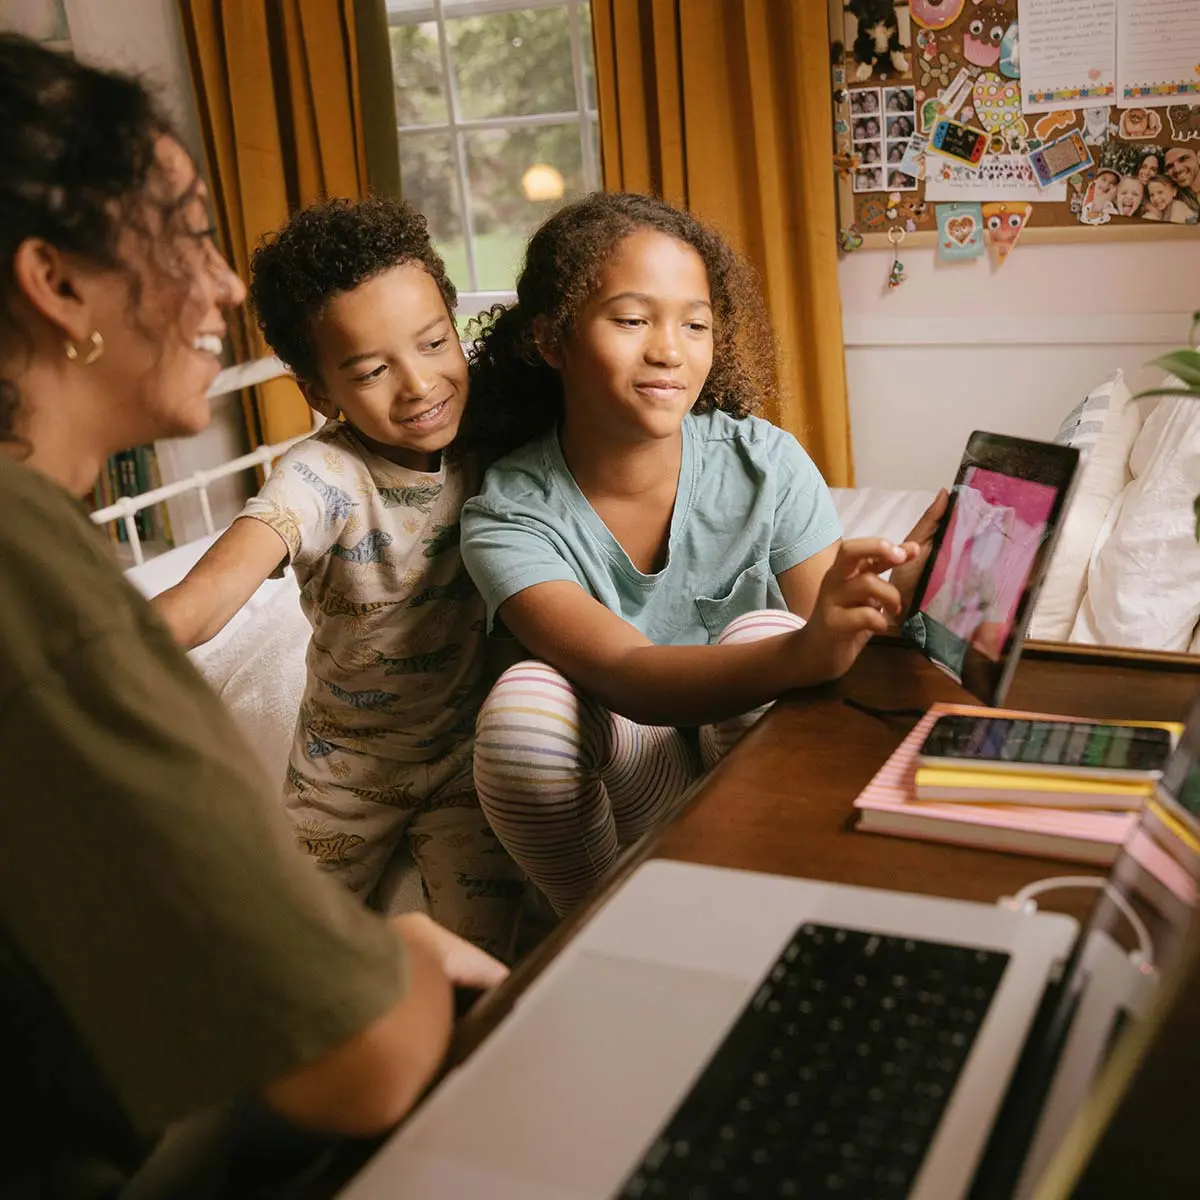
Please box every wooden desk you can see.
[456,639,1200,1060]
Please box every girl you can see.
[458,193,940,915]
[1143,175,1196,224]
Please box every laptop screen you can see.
[972,694,1200,1198]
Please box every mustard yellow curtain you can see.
[178,0,371,446]
[592,0,853,486]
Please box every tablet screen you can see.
[902,434,1079,704]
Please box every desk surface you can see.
[456,639,1200,1060]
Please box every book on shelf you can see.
[90,444,173,555]
[853,703,1181,866]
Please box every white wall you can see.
[62,0,252,541]
[840,239,1200,489]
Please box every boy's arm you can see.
[153,517,290,650]
[496,539,916,728]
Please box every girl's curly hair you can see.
[0,34,172,452]
[459,192,777,462]
[249,197,456,386]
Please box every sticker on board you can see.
[982,201,1032,266]
[936,202,986,260]
[1029,130,1093,188]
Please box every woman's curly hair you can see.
[249,197,456,386]
[0,34,172,452]
[459,192,777,463]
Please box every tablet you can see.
[901,432,1081,705]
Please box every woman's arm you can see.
[497,538,916,727]
[152,517,289,650]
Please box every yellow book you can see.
[914,764,1155,810]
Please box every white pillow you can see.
[1028,370,1141,641]
[1071,392,1200,651]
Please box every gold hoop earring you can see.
[65,331,105,366]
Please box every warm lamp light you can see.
[522,163,564,201]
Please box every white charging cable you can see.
[1000,875,1155,971]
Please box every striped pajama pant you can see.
[474,609,807,916]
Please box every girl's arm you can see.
[152,518,289,650]
[496,538,917,727]
[777,542,840,618]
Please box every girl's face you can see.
[1147,178,1174,212]
[544,229,714,445]
[1138,155,1160,184]
[1116,177,1144,215]
[63,136,246,448]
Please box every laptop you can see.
[337,696,1200,1200]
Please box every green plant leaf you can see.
[1130,386,1200,403]
[1148,349,1200,390]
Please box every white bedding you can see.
[830,487,936,546]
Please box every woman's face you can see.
[1137,155,1160,184]
[82,136,245,446]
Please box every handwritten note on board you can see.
[1117,0,1200,106]
[1018,0,1118,113]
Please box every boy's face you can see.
[304,263,466,472]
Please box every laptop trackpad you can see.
[407,952,752,1194]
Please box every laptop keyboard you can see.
[618,924,1010,1199]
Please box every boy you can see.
[154,198,522,957]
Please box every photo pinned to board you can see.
[982,201,1033,267]
[1077,138,1200,227]
[936,201,986,261]
[852,85,918,192]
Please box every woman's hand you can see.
[801,538,920,682]
[890,489,950,621]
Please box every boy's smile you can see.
[305,263,467,472]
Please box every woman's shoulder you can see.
[0,456,146,654]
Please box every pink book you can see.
[853,705,1136,865]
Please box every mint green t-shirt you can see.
[460,409,842,646]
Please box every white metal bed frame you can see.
[89,356,317,565]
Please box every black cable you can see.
[841,697,926,723]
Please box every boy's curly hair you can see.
[460,192,777,462]
[249,196,456,385]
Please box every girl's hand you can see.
[890,489,950,620]
[803,538,920,682]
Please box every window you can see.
[387,0,601,312]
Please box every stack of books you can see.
[854,703,1180,866]
[91,445,173,554]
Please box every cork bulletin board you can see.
[829,0,1200,252]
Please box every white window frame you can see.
[388,0,600,313]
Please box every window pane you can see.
[448,6,575,120]
[398,132,468,288]
[464,123,584,291]
[389,20,448,127]
[581,1,596,111]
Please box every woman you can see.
[0,33,503,1196]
